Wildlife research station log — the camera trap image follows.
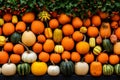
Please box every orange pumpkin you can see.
[3,23,15,36]
[97,52,108,64]
[100,22,111,38]
[16,21,26,33]
[72,31,83,42]
[111,14,120,21]
[38,52,49,62]
[71,52,81,62]
[49,19,59,29]
[50,53,61,64]
[83,18,91,27]
[72,17,83,28]
[115,27,120,40]
[62,24,74,36]
[31,20,45,34]
[61,37,74,51]
[3,42,14,52]
[84,52,94,63]
[111,21,118,29]
[13,44,24,55]
[61,51,71,60]
[10,54,21,64]
[109,54,119,65]
[43,39,55,52]
[87,26,99,37]
[90,61,102,77]
[32,42,42,53]
[0,51,9,64]
[3,13,12,22]
[91,15,101,26]
[37,34,46,43]
[99,11,109,19]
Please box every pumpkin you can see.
[61,37,74,51]
[83,18,91,27]
[103,64,114,76]
[60,59,74,76]
[31,61,48,76]
[61,51,71,60]
[22,12,35,23]
[114,64,120,75]
[2,60,16,76]
[90,61,102,77]
[100,22,111,38]
[91,15,101,26]
[75,62,89,75]
[76,35,90,54]
[0,51,9,64]
[87,26,99,37]
[3,13,12,22]
[111,21,118,29]
[3,42,13,52]
[115,27,120,40]
[79,26,87,34]
[54,45,64,53]
[114,42,120,55]
[110,31,117,44]
[109,54,119,65]
[31,20,45,34]
[0,18,4,26]
[71,52,81,62]
[62,24,74,36]
[111,14,120,21]
[13,44,24,55]
[10,32,21,44]
[99,11,109,19]
[84,52,94,63]
[12,15,18,24]
[0,36,6,46]
[44,28,53,39]
[96,35,102,44]
[47,62,60,76]
[17,63,30,75]
[89,37,96,48]
[10,54,21,64]
[3,23,15,36]
[22,29,36,47]
[38,52,50,62]
[37,34,46,43]
[53,28,63,43]
[97,52,108,64]
[50,53,61,64]
[32,42,42,53]
[72,31,83,42]
[102,39,113,52]
[20,42,37,63]
[43,39,55,52]
[93,45,102,55]
[0,67,1,74]
[72,17,83,28]
[58,13,71,25]
[16,21,26,33]
[49,19,59,29]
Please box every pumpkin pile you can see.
[0,10,120,76]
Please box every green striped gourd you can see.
[17,63,30,75]
[93,45,102,55]
[115,64,120,75]
[103,64,114,76]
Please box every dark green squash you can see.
[10,32,21,44]
[103,64,114,76]
[17,63,30,76]
[60,59,74,76]
[102,39,113,52]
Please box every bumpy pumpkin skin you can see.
[90,61,102,77]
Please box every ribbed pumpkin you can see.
[93,45,102,55]
[72,31,83,42]
[90,61,102,77]
[10,32,21,44]
[91,15,101,26]
[31,61,48,76]
[22,29,36,47]
[100,22,111,38]
[76,35,90,54]
[54,45,64,53]
[115,27,120,40]
[60,59,74,76]
[113,42,120,55]
[84,52,94,63]
[103,64,114,76]
[87,26,99,37]
[43,39,55,52]
[72,17,83,28]
[0,51,9,64]
[17,63,30,75]
[44,28,52,39]
[114,64,120,75]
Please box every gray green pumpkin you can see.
[114,64,120,75]
[10,32,21,44]
[103,64,114,76]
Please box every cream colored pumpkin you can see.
[22,50,37,63]
[114,42,120,55]
[0,67,2,74]
[22,30,36,47]
[54,45,64,53]
[47,65,60,76]
[2,63,16,76]
[75,62,89,75]
[31,61,48,76]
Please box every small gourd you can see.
[44,28,53,39]
[110,31,117,44]
[80,26,87,33]
[0,36,7,46]
[93,45,102,55]
[54,45,64,53]
[96,35,102,45]
[10,32,21,44]
[89,37,96,48]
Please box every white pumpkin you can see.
[47,65,60,76]
[54,45,64,53]
[2,63,16,76]
[22,50,37,63]
[75,62,89,75]
[0,67,2,74]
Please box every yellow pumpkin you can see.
[22,30,36,47]
[44,28,52,39]
[0,36,6,46]
[31,61,48,76]
[54,45,64,53]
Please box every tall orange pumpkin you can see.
[92,15,101,27]
[0,51,9,64]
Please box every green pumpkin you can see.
[10,32,21,44]
[17,63,30,76]
[60,59,74,76]
[115,64,120,75]
[103,64,114,76]
[102,39,113,52]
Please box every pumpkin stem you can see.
[81,57,84,62]
[8,59,11,64]
[5,37,9,42]
[65,59,68,62]
[27,27,30,31]
[51,61,55,65]
[19,41,30,53]
[83,34,86,41]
